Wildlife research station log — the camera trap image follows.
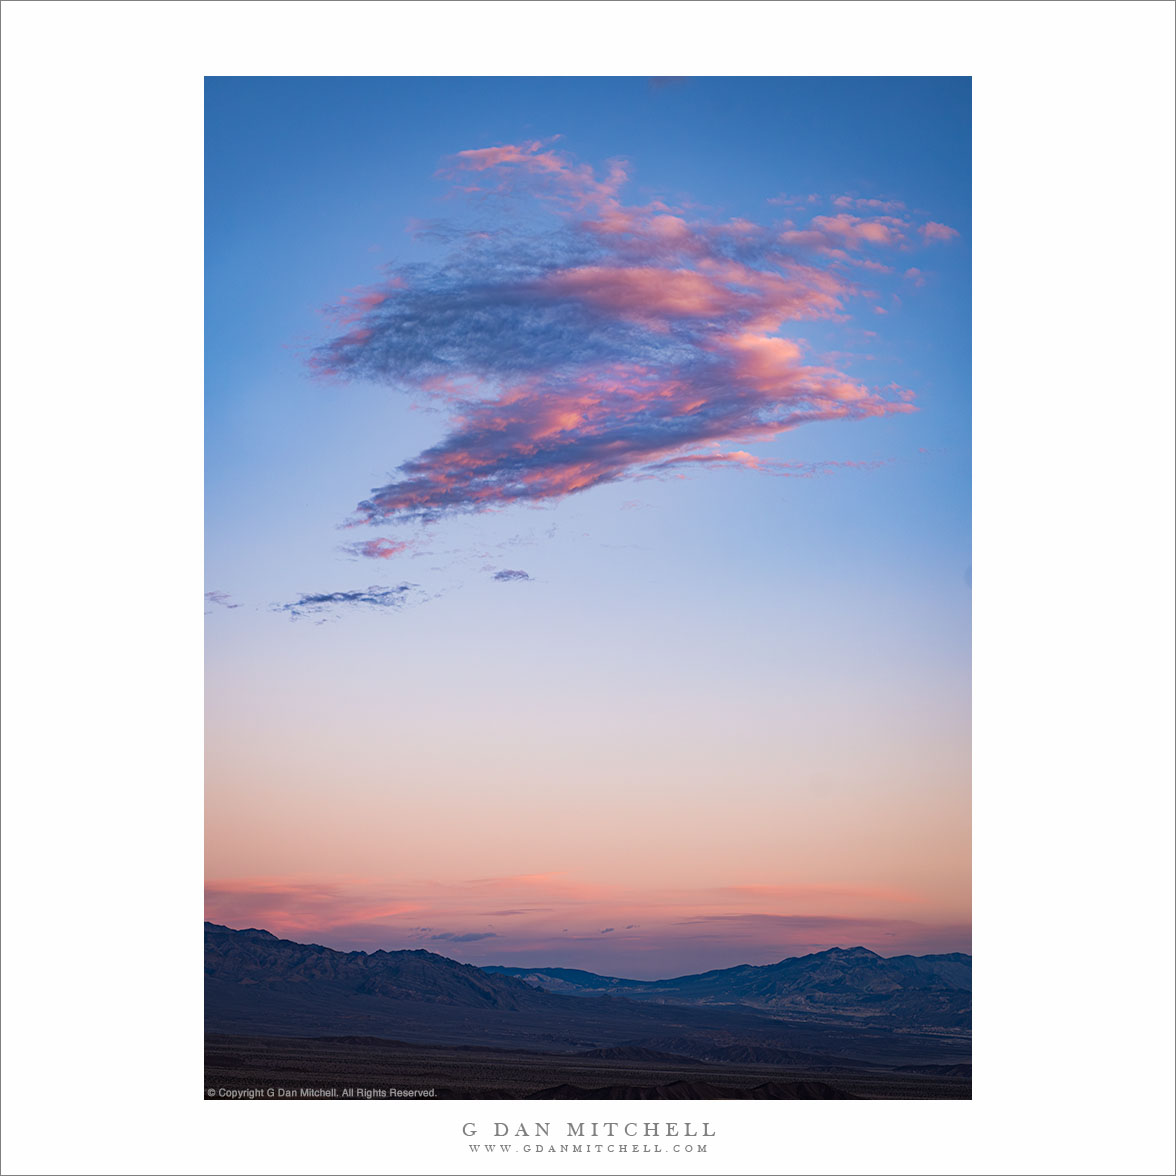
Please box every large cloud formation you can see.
[313,141,954,525]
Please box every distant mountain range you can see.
[205,923,970,1069]
[205,922,544,1010]
[484,945,971,1030]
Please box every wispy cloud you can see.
[767,192,819,207]
[341,537,415,560]
[920,220,959,243]
[644,452,892,479]
[205,590,240,611]
[311,142,955,526]
[204,877,423,939]
[274,584,418,620]
[493,569,532,582]
[832,194,907,214]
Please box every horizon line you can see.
[205,920,972,980]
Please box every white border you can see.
[2,2,1174,1174]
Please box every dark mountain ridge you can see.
[486,945,971,990]
[484,945,971,1030]
[206,923,970,1067]
[205,922,544,1010]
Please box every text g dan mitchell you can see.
[463,1121,715,1139]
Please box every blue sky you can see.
[205,76,970,973]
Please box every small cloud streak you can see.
[493,569,532,582]
[310,143,955,525]
[274,584,417,620]
[342,537,414,560]
[645,451,891,479]
[205,590,240,611]
[833,194,907,214]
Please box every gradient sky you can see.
[205,77,970,978]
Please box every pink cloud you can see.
[813,213,905,247]
[311,142,947,523]
[446,138,629,213]
[204,877,425,937]
[343,536,414,560]
[780,213,910,253]
[539,266,733,322]
[328,287,390,327]
[920,220,959,242]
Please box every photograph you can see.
[204,75,972,1102]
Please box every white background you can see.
[2,2,1173,1174]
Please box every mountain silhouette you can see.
[206,921,969,1096]
[205,922,544,1010]
[206,924,970,1069]
[485,945,971,1030]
